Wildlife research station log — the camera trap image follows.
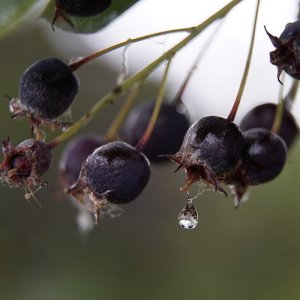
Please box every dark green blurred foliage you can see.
[0,20,300,300]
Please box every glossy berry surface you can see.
[167,116,245,192]
[240,103,299,148]
[240,128,287,185]
[55,0,112,17]
[225,128,287,207]
[0,139,52,193]
[266,21,300,80]
[19,58,79,119]
[72,141,151,204]
[121,102,190,162]
[59,134,106,187]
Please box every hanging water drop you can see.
[178,196,199,230]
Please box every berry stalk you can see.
[271,95,285,134]
[105,82,144,141]
[227,0,260,122]
[284,80,299,111]
[48,0,242,149]
[272,76,299,135]
[136,58,172,151]
[173,19,224,105]
[69,27,197,71]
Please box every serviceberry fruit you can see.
[59,134,106,187]
[240,103,299,148]
[266,21,300,81]
[165,116,245,193]
[10,58,79,129]
[0,138,52,198]
[225,128,287,207]
[121,102,190,162]
[53,0,112,28]
[67,141,150,221]
[59,134,107,231]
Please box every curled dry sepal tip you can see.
[0,138,52,199]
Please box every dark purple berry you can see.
[240,128,287,184]
[0,138,52,196]
[240,103,299,148]
[68,141,151,204]
[18,58,79,120]
[225,128,287,207]
[55,0,112,17]
[121,102,190,162]
[266,21,300,81]
[166,116,245,192]
[53,0,112,28]
[59,134,106,187]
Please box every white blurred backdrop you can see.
[44,0,300,123]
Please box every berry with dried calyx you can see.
[225,128,287,207]
[165,116,245,193]
[9,58,79,134]
[240,103,299,148]
[67,141,150,223]
[58,134,107,233]
[0,138,52,198]
[265,21,300,82]
[53,0,112,28]
[121,102,190,162]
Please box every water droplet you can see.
[178,197,198,230]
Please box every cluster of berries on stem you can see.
[0,0,299,231]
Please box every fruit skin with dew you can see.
[0,139,52,194]
[239,103,299,148]
[225,128,287,207]
[59,134,106,187]
[266,21,300,81]
[68,141,151,204]
[166,116,245,192]
[121,102,190,162]
[15,58,79,120]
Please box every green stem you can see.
[136,58,173,151]
[173,19,224,105]
[69,27,196,71]
[227,0,260,122]
[272,100,285,134]
[48,0,242,149]
[105,82,144,141]
[272,73,285,133]
[284,80,299,111]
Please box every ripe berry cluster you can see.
[167,100,298,208]
[0,7,299,231]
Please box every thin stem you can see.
[48,0,242,149]
[272,73,285,133]
[105,82,144,141]
[69,27,196,71]
[136,58,173,151]
[227,0,260,122]
[284,80,299,111]
[173,19,224,105]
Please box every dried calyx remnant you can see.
[0,138,52,199]
[164,116,245,195]
[67,141,151,223]
[266,21,300,82]
[9,58,79,134]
